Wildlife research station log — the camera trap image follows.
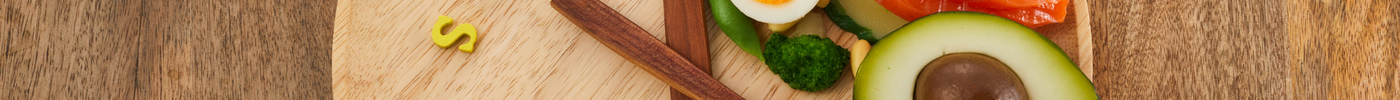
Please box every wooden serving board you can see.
[332,0,1090,99]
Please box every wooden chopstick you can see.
[550,0,743,100]
[662,0,712,99]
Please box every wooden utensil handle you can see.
[663,0,712,99]
[550,0,743,100]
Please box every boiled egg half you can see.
[732,0,819,24]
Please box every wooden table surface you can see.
[3,0,1398,100]
[1092,0,1398,99]
[1,0,332,99]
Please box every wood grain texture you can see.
[139,0,334,99]
[2,0,333,99]
[550,0,741,99]
[332,0,860,99]
[662,0,711,99]
[1,0,143,99]
[1094,0,1399,99]
[333,0,1086,99]
[1092,0,1290,99]
[334,0,680,99]
[1286,0,1399,99]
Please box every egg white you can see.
[731,0,819,24]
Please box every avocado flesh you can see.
[855,11,1096,100]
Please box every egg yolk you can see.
[755,0,791,5]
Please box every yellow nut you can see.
[850,40,870,75]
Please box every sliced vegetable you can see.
[823,0,909,43]
[875,0,1069,28]
[855,11,1095,100]
[711,0,766,60]
[788,12,826,37]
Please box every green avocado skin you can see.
[854,11,1097,100]
[763,33,850,92]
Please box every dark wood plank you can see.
[1,0,144,99]
[663,0,711,99]
[137,0,332,99]
[1093,0,1400,99]
[2,0,332,99]
[551,0,743,99]
[1091,0,1291,99]
[1285,0,1399,99]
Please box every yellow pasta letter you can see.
[430,16,480,53]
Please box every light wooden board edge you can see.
[1074,0,1093,81]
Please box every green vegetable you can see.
[823,0,910,44]
[710,0,765,60]
[788,12,826,37]
[856,11,1096,100]
[822,0,875,43]
[763,33,849,91]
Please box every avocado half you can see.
[854,11,1097,99]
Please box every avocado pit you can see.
[914,53,1028,100]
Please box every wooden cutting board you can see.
[332,0,1090,99]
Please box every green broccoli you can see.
[763,33,850,92]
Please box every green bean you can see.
[710,0,765,60]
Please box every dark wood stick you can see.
[550,0,743,100]
[663,0,712,99]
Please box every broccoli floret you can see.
[763,33,850,92]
